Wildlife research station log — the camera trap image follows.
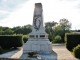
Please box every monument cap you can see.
[35,3,42,8]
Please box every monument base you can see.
[20,51,57,60]
[23,38,52,54]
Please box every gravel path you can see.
[52,44,78,60]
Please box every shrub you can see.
[73,45,80,58]
[65,33,80,51]
[23,35,28,43]
[53,35,61,43]
[0,46,3,54]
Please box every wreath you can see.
[34,16,41,31]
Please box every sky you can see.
[0,0,80,30]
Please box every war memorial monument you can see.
[20,3,57,59]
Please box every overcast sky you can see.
[0,0,80,30]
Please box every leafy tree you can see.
[4,29,14,35]
[45,21,57,34]
[0,30,4,35]
[23,24,32,34]
[59,18,71,31]
[14,28,24,34]
[45,21,57,41]
[13,24,32,34]
[53,25,64,36]
[12,26,21,31]
[1,27,9,31]
[59,18,72,42]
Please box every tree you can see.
[14,28,23,34]
[23,24,32,34]
[59,18,71,31]
[53,25,64,36]
[59,18,72,42]
[45,21,57,34]
[0,30,4,35]
[4,29,14,35]
[13,24,32,34]
[45,21,57,41]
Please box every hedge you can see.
[65,32,80,51]
[73,45,80,58]
[0,35,23,49]
[0,46,3,54]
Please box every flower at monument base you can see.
[27,52,38,57]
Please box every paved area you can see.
[0,44,79,60]
[0,48,22,58]
[52,44,78,60]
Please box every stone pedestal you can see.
[23,37,52,54]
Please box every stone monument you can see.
[23,3,52,54]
